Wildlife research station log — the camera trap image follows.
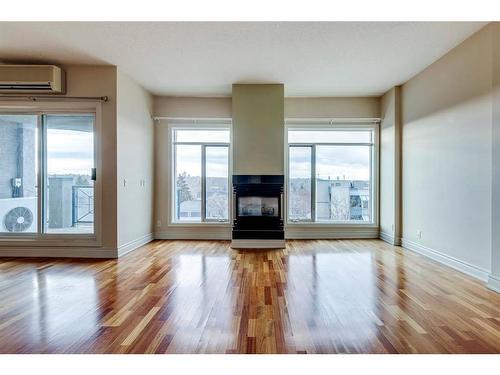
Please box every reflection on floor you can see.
[0,239,499,354]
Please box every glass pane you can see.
[45,114,94,234]
[238,197,278,217]
[288,129,372,144]
[315,145,371,222]
[289,146,312,220]
[205,146,229,221]
[174,129,230,143]
[174,145,201,221]
[0,115,38,233]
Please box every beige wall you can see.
[285,97,380,118]
[232,84,284,175]
[65,66,119,251]
[379,87,401,244]
[117,71,154,249]
[401,26,493,273]
[154,96,231,118]
[153,96,380,119]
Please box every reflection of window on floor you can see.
[172,127,230,223]
[288,126,375,224]
[0,113,95,235]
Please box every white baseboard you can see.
[0,246,117,258]
[156,227,378,240]
[155,229,231,240]
[118,233,154,257]
[487,274,500,293]
[230,239,286,249]
[401,238,489,282]
[379,231,401,246]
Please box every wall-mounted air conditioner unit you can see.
[0,64,65,94]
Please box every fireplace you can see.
[231,175,285,248]
[238,196,279,217]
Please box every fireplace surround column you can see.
[231,84,285,248]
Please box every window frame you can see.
[285,120,379,226]
[169,121,231,225]
[0,101,102,246]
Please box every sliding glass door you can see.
[0,112,95,236]
[0,115,38,233]
[44,114,95,234]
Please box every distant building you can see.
[290,177,370,221]
[0,118,36,199]
[179,199,202,219]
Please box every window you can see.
[287,126,376,224]
[172,127,230,223]
[0,111,96,236]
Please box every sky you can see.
[176,145,229,177]
[0,115,94,177]
[175,129,230,177]
[290,145,371,181]
[47,129,94,176]
[177,130,372,181]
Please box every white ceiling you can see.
[0,22,487,97]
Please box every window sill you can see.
[0,234,98,247]
[168,222,231,228]
[286,221,377,227]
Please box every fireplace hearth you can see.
[231,175,285,249]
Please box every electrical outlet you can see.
[123,179,127,187]
[156,220,161,228]
[417,230,422,239]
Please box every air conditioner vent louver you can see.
[0,83,53,90]
[0,65,64,94]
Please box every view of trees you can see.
[176,173,228,220]
[176,172,194,204]
[289,178,312,219]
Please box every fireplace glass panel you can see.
[238,196,279,217]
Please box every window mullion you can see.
[40,114,47,234]
[172,142,177,222]
[311,144,316,223]
[201,144,207,222]
[36,114,43,234]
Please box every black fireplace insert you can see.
[232,175,284,240]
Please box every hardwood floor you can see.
[0,239,500,354]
